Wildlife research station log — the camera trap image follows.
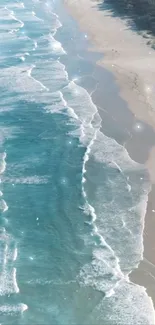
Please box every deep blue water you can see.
[0,0,155,324]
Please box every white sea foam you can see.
[0,231,15,263]
[0,199,8,212]
[52,18,63,36]
[93,281,155,324]
[9,28,19,34]
[4,7,24,28]
[62,81,98,134]
[0,303,28,314]
[13,268,20,293]
[33,40,38,51]
[0,64,54,96]
[90,130,141,170]
[0,265,19,296]
[28,65,49,91]
[3,244,8,266]
[57,41,154,322]
[43,94,66,115]
[78,246,123,295]
[59,91,79,119]
[62,76,130,298]
[20,56,25,61]
[13,247,18,261]
[49,35,66,55]
[0,65,47,94]
[0,234,19,296]
[29,59,68,94]
[52,12,59,19]
[0,152,6,174]
[2,176,49,184]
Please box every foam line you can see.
[59,91,79,119]
[4,7,24,28]
[13,268,20,293]
[0,303,28,313]
[13,247,18,261]
[0,152,6,175]
[0,199,8,212]
[27,65,49,91]
[3,244,8,266]
[33,41,38,51]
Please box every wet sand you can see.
[64,0,155,182]
[64,0,155,310]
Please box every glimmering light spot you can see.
[61,177,68,185]
[145,84,153,95]
[134,122,144,132]
[72,76,80,83]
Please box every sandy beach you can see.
[64,0,155,310]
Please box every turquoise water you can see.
[0,0,155,324]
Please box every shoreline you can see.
[63,0,155,313]
[64,0,155,183]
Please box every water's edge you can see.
[58,0,155,321]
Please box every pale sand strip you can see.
[64,0,155,308]
[64,0,155,183]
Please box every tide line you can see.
[0,152,7,175]
[27,65,49,91]
[13,268,20,293]
[4,7,24,28]
[0,199,8,212]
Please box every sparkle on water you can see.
[145,84,153,94]
[61,177,68,185]
[72,76,80,83]
[134,122,144,132]
[21,30,26,35]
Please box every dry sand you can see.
[64,0,155,309]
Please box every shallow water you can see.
[0,0,155,324]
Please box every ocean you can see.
[0,0,155,324]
